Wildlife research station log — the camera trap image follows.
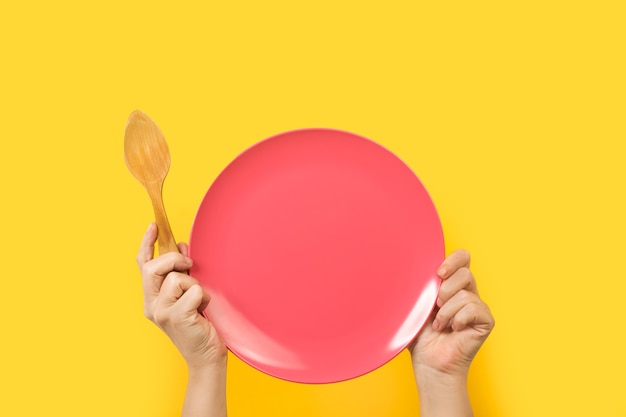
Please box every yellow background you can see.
[1,1,624,416]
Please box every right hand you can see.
[136,223,227,369]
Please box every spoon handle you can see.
[146,182,179,254]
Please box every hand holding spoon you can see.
[124,110,179,255]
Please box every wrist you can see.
[187,354,227,378]
[413,365,472,417]
[413,363,468,389]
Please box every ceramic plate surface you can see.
[189,128,443,383]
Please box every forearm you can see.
[414,366,472,417]
[182,359,228,417]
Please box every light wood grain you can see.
[124,110,179,254]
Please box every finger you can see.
[449,302,495,334]
[141,252,193,299]
[437,267,478,307]
[137,223,157,267]
[197,286,211,313]
[156,272,201,307]
[172,284,211,318]
[432,289,481,331]
[152,275,207,327]
[178,242,189,257]
[437,249,471,280]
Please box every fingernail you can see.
[437,266,447,278]
[432,319,440,331]
[436,297,443,307]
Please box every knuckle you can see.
[438,285,451,300]
[451,315,467,330]
[464,300,481,314]
[458,266,471,279]
[485,305,496,329]
[457,289,475,303]
[143,306,154,321]
[435,309,449,322]
[153,309,170,327]
[165,271,182,285]
[458,249,471,263]
[457,267,473,286]
[141,261,157,278]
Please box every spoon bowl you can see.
[124,110,179,254]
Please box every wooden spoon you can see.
[124,110,179,255]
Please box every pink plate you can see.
[189,128,443,383]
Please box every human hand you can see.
[409,249,494,380]
[136,223,227,369]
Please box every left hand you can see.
[409,249,495,378]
